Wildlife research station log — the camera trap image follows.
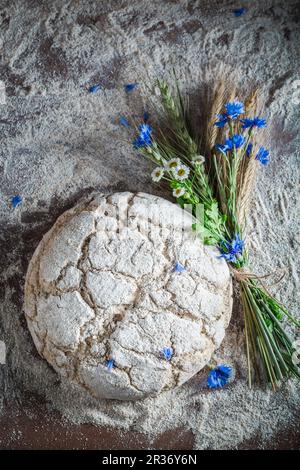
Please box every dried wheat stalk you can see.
[237,154,258,230]
[237,88,261,229]
[206,79,227,152]
[244,88,259,115]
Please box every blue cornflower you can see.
[219,250,237,263]
[219,233,245,263]
[224,101,244,119]
[246,142,253,156]
[88,84,101,93]
[214,113,228,128]
[139,123,152,137]
[214,102,244,127]
[133,135,151,149]
[253,117,267,128]
[231,134,245,148]
[215,143,229,154]
[215,134,245,153]
[106,358,115,371]
[162,347,173,361]
[12,195,22,208]
[124,83,138,93]
[173,261,185,273]
[207,364,233,389]
[240,118,252,129]
[223,139,234,151]
[255,147,270,165]
[241,117,266,129]
[133,123,152,149]
[119,116,130,127]
[233,7,247,17]
[231,234,245,253]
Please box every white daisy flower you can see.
[173,164,190,181]
[151,167,164,182]
[292,351,300,366]
[173,187,186,198]
[165,158,181,171]
[192,154,205,165]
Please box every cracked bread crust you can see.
[24,192,233,401]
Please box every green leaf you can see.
[177,196,185,208]
[272,303,284,321]
[192,223,219,245]
[264,317,274,333]
[170,180,181,189]
[206,201,220,223]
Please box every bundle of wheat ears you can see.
[127,76,300,390]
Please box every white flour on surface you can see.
[0,0,299,449]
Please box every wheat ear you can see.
[206,79,227,153]
[244,88,259,115]
[237,154,258,230]
[237,88,260,228]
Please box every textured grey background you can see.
[0,0,300,449]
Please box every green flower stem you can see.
[243,283,281,387]
[241,284,253,388]
[240,128,253,160]
[241,278,300,387]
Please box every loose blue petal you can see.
[173,261,185,273]
[207,370,220,389]
[124,83,138,93]
[89,84,101,93]
[218,364,232,379]
[207,364,233,389]
[119,116,130,127]
[12,195,22,209]
[106,359,115,371]
[255,147,269,165]
[162,347,173,361]
[233,7,247,17]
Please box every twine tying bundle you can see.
[230,266,286,288]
